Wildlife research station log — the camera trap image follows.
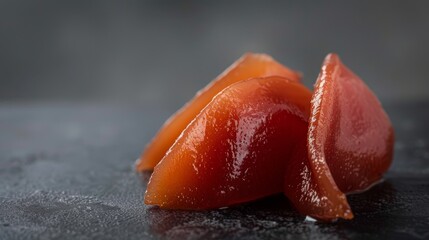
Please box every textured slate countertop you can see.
[0,102,428,240]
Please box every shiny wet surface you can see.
[0,102,428,239]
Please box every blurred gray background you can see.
[1,0,429,108]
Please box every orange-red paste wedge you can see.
[284,54,394,220]
[136,53,301,171]
[139,53,394,221]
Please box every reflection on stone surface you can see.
[143,175,428,239]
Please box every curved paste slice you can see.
[145,77,311,209]
[284,53,394,221]
[136,53,301,171]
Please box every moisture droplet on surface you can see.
[304,216,317,222]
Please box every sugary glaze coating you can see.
[141,53,394,221]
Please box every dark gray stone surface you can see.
[0,102,428,239]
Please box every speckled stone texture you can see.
[0,102,428,240]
